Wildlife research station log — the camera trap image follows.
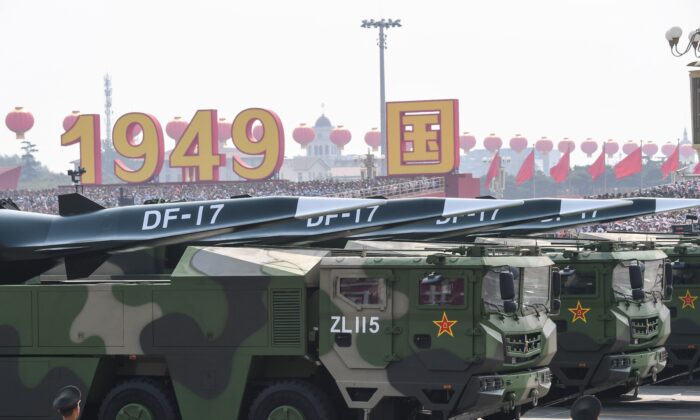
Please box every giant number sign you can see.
[61,108,284,184]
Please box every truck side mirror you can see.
[503,300,518,314]
[552,299,561,313]
[629,265,643,290]
[500,270,515,301]
[665,262,674,286]
[552,270,561,299]
[665,285,674,300]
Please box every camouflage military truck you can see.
[545,242,670,398]
[658,242,700,379]
[0,245,557,420]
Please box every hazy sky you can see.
[0,0,698,172]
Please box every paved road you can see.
[523,385,700,419]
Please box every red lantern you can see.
[217,118,232,145]
[622,140,639,155]
[661,141,676,157]
[459,132,476,154]
[580,138,597,157]
[293,123,315,149]
[681,144,695,160]
[535,137,553,154]
[330,126,352,150]
[483,133,502,153]
[62,110,80,132]
[642,141,658,158]
[558,138,575,153]
[509,134,528,154]
[253,124,264,141]
[364,128,381,151]
[603,139,619,157]
[166,117,188,141]
[5,106,34,139]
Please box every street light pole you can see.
[361,18,402,175]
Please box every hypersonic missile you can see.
[200,197,523,246]
[494,197,700,236]
[347,198,632,242]
[0,193,385,281]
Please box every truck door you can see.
[557,268,606,354]
[405,269,472,371]
[322,268,394,369]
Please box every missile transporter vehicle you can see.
[658,241,700,378]
[545,242,671,398]
[0,245,557,420]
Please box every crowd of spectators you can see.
[0,177,437,214]
[577,179,700,234]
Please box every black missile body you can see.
[347,198,631,242]
[493,197,700,236]
[200,197,522,246]
[0,193,384,281]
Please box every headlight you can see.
[479,376,505,392]
[610,357,631,369]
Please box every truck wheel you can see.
[99,378,178,420]
[482,406,521,420]
[249,380,337,420]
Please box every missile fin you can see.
[58,193,105,216]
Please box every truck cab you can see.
[659,242,700,378]
[547,242,670,397]
[319,245,557,419]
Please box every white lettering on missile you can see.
[305,205,381,229]
[210,204,224,224]
[367,205,379,222]
[141,204,225,230]
[163,208,180,228]
[142,210,162,230]
[196,206,204,226]
[330,316,380,334]
[325,214,338,226]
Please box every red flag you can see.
[695,161,700,174]
[588,149,606,181]
[661,145,679,179]
[516,150,535,185]
[550,149,570,183]
[484,151,500,187]
[614,146,642,179]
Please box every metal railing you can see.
[325,177,444,198]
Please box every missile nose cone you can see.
[654,198,700,213]
[559,198,631,216]
[294,197,386,219]
[442,198,524,218]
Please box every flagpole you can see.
[639,141,643,193]
[532,147,536,198]
[603,150,607,195]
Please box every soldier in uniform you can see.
[52,385,81,420]
[570,395,601,420]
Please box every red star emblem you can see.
[433,312,458,337]
[679,290,698,310]
[568,300,590,323]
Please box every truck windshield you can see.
[482,267,520,311]
[523,266,550,309]
[612,259,664,298]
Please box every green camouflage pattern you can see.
[0,245,556,419]
[658,242,700,376]
[547,244,670,395]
